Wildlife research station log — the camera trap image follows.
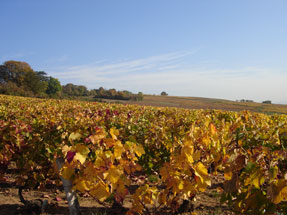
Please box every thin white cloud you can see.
[48,51,287,104]
[51,51,193,77]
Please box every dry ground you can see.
[100,95,287,115]
[0,167,232,215]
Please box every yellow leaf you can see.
[244,169,264,189]
[181,180,195,199]
[178,179,184,190]
[104,151,113,159]
[267,179,287,204]
[104,138,116,148]
[238,140,243,146]
[61,166,74,179]
[195,176,208,192]
[210,123,217,135]
[62,145,72,156]
[94,156,104,168]
[74,153,86,164]
[269,166,278,181]
[202,137,210,147]
[69,132,82,142]
[124,141,133,151]
[193,162,211,186]
[76,144,90,154]
[73,179,89,192]
[90,130,106,144]
[253,178,260,189]
[114,143,124,159]
[84,162,97,177]
[134,144,145,157]
[106,165,123,184]
[74,145,90,164]
[281,186,287,202]
[90,181,110,202]
[224,171,233,180]
[193,150,201,161]
[110,128,119,140]
[182,143,194,164]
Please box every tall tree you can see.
[62,83,88,96]
[1,61,34,86]
[46,77,62,96]
[35,71,49,82]
[0,65,9,84]
[24,71,48,95]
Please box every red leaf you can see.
[66,151,76,163]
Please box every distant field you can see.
[102,95,287,114]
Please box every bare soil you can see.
[0,169,233,215]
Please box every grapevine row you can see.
[1,94,287,214]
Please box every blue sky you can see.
[1,0,287,103]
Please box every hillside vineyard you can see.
[1,95,287,214]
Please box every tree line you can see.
[0,61,61,97]
[0,60,143,101]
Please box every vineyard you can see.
[1,94,287,215]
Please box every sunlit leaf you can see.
[90,181,110,202]
[73,179,89,192]
[105,165,123,184]
[110,127,119,140]
[134,144,145,157]
[74,144,90,164]
[69,132,82,142]
[61,166,74,180]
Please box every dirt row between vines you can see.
[0,168,233,215]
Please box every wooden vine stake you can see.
[56,158,81,215]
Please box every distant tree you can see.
[135,92,144,101]
[62,83,89,97]
[35,71,49,82]
[123,90,132,95]
[0,81,33,97]
[0,61,34,86]
[117,91,130,100]
[0,61,50,97]
[107,88,117,97]
[24,71,46,95]
[93,87,136,100]
[46,77,62,96]
[97,87,105,97]
[77,85,88,96]
[161,91,168,96]
[262,100,272,104]
[240,99,254,103]
[89,89,98,96]
[138,92,143,97]
[0,65,8,84]
[62,83,74,96]
[0,60,143,101]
